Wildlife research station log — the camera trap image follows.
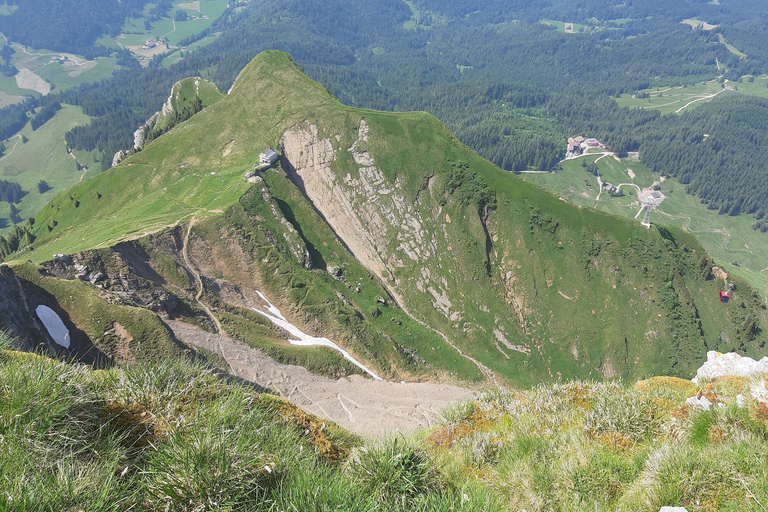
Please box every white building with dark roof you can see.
[259,147,278,166]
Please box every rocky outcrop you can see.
[41,247,180,315]
[280,120,445,313]
[0,265,49,351]
[258,182,312,269]
[281,123,389,277]
[112,77,218,166]
[692,351,768,384]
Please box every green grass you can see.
[0,341,498,511]
[526,155,768,299]
[0,90,24,109]
[614,80,727,114]
[161,32,222,68]
[401,0,445,30]
[651,173,768,298]
[102,0,228,60]
[0,104,94,235]
[0,73,38,98]
[226,172,484,381]
[719,34,747,59]
[427,376,768,511]
[613,76,768,114]
[35,57,118,92]
[403,0,420,30]
[11,261,185,362]
[4,332,767,511]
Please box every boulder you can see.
[685,395,712,411]
[692,351,768,385]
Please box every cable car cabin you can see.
[719,291,730,303]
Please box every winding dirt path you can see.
[675,88,727,114]
[64,145,88,182]
[182,218,232,371]
[0,134,22,163]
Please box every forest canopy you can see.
[0,0,151,54]
[3,0,768,224]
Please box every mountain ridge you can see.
[2,51,766,387]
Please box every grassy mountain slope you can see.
[13,51,768,386]
[426,373,768,511]
[136,76,226,148]
[0,105,92,234]
[526,152,768,299]
[3,336,768,511]
[0,343,495,511]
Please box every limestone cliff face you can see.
[113,78,222,166]
[280,120,449,314]
[281,123,391,285]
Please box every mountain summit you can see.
[4,51,767,386]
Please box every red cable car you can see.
[719,283,735,303]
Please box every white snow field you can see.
[35,305,70,348]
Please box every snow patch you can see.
[252,291,383,380]
[35,305,70,348]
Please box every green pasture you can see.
[652,174,768,299]
[402,0,444,30]
[719,34,747,59]
[161,32,221,68]
[614,80,726,114]
[0,74,34,106]
[527,155,768,299]
[614,75,768,114]
[34,56,117,92]
[403,0,420,30]
[105,0,228,50]
[29,158,248,257]
[0,105,93,234]
[0,42,118,96]
[0,90,23,108]
[732,75,768,98]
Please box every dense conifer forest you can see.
[3,0,768,223]
[0,0,151,55]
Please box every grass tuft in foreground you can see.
[426,379,768,511]
[0,331,497,511]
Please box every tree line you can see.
[30,103,62,131]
